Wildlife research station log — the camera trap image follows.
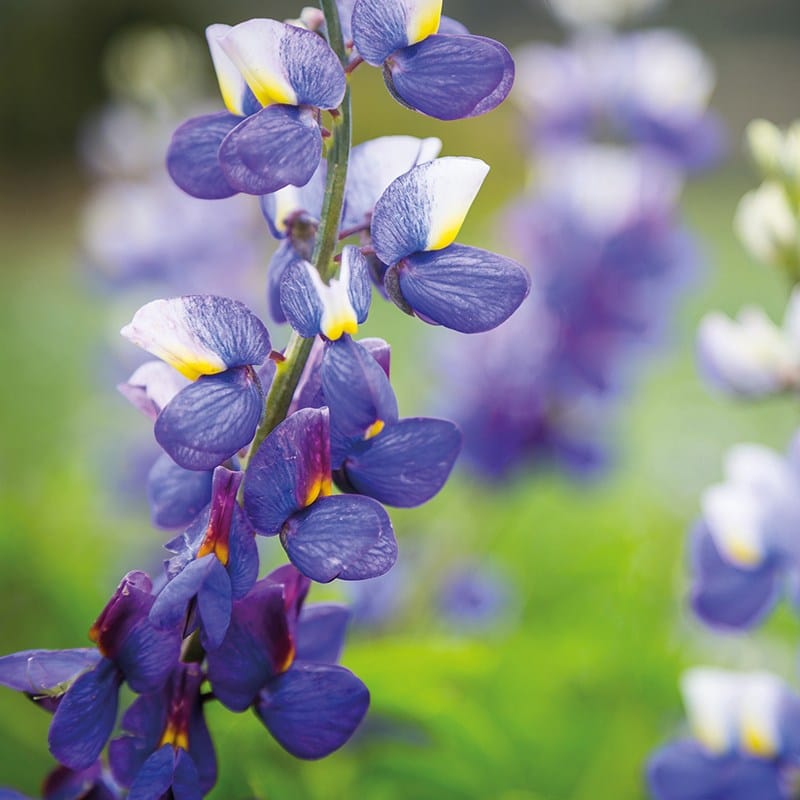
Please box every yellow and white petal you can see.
[680,668,740,754]
[405,0,443,45]
[701,483,767,569]
[121,299,228,380]
[738,671,784,758]
[371,157,489,265]
[220,19,298,108]
[206,24,248,115]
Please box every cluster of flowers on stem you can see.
[0,2,527,797]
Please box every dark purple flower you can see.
[109,664,215,797]
[47,572,181,771]
[206,567,369,759]
[243,407,397,582]
[149,466,259,649]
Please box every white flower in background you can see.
[734,181,799,267]
[746,118,800,189]
[697,289,800,397]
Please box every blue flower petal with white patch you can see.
[166,112,241,200]
[280,246,371,340]
[351,0,442,65]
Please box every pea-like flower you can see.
[371,157,531,332]
[108,664,215,797]
[689,433,800,630]
[121,295,272,471]
[321,335,461,506]
[149,467,259,650]
[206,566,369,759]
[350,0,514,120]
[243,407,397,583]
[647,668,800,800]
[47,572,182,771]
[697,290,800,398]
[280,245,372,341]
[167,19,346,199]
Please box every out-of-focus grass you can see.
[1,111,798,798]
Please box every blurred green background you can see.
[1,0,799,797]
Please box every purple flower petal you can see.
[385,34,514,120]
[41,762,108,800]
[0,648,101,698]
[219,105,322,196]
[126,746,199,800]
[339,417,461,507]
[227,506,259,600]
[266,240,301,324]
[387,244,531,333]
[296,604,351,664]
[166,112,240,200]
[206,580,292,712]
[155,366,264,471]
[146,455,213,530]
[689,522,779,630]
[118,362,188,421]
[280,246,371,340]
[109,690,168,787]
[351,0,442,65]
[281,494,397,582]
[150,555,232,650]
[49,660,122,770]
[255,663,369,759]
[321,336,398,467]
[437,16,469,35]
[243,407,332,536]
[171,749,203,800]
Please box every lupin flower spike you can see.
[168,19,346,198]
[371,156,531,332]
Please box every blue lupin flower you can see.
[647,668,800,800]
[47,572,182,771]
[371,157,531,332]
[108,664,215,797]
[243,407,397,582]
[149,466,259,650]
[205,566,370,759]
[280,245,372,341]
[121,295,272,470]
[689,433,800,630]
[167,19,346,199]
[350,0,514,120]
[321,335,461,506]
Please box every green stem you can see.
[241,0,352,467]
